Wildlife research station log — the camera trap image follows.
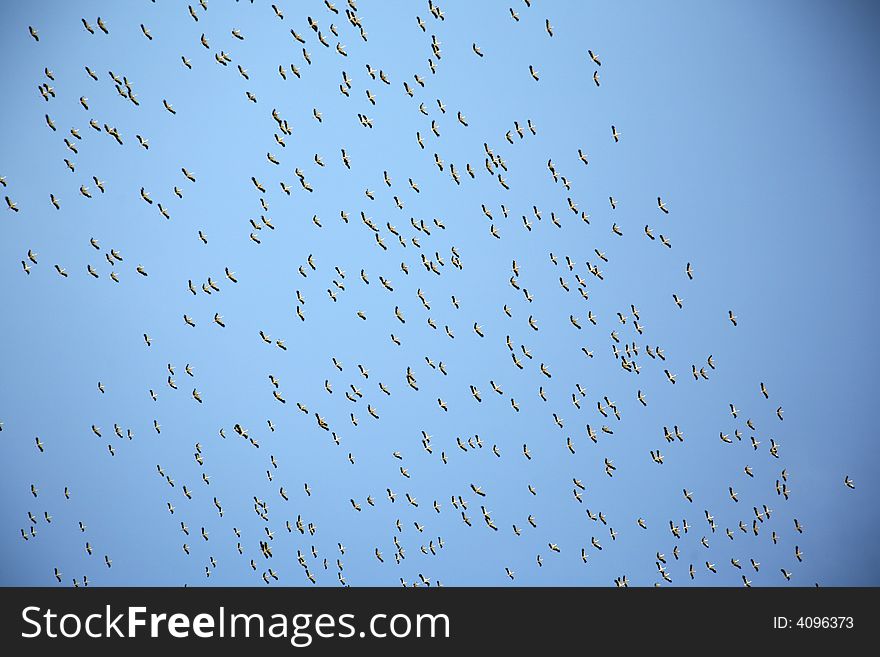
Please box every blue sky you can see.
[1,0,878,587]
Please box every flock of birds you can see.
[3,0,856,587]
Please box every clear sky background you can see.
[1,0,878,587]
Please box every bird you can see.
[0,1,821,593]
